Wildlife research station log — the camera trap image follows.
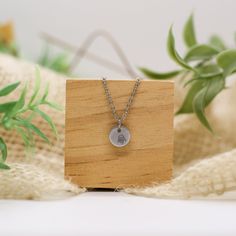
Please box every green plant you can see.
[0,21,70,75]
[140,14,236,132]
[0,67,61,169]
[0,41,19,57]
[0,22,19,57]
[38,44,71,75]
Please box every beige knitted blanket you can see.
[0,54,236,200]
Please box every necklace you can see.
[102,77,141,147]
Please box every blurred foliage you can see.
[140,14,236,132]
[0,21,70,75]
[0,68,61,169]
[38,45,71,75]
[0,22,19,56]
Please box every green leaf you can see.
[167,27,194,71]
[38,46,70,75]
[209,35,226,51]
[16,127,34,150]
[197,64,222,77]
[15,119,50,144]
[139,67,180,79]
[177,75,224,115]
[0,162,10,170]
[183,14,197,48]
[0,101,17,113]
[183,77,199,87]
[43,101,63,111]
[29,67,41,105]
[49,54,69,74]
[176,80,205,114]
[0,81,20,97]
[38,44,50,66]
[204,76,225,107]
[0,137,7,162]
[193,76,225,132]
[8,85,27,117]
[0,41,19,57]
[32,108,58,136]
[184,44,219,62]
[193,85,213,132]
[41,82,49,101]
[216,49,236,77]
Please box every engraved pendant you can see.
[109,125,131,147]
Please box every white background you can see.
[0,192,236,236]
[0,0,236,77]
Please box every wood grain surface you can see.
[65,79,174,188]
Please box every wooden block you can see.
[65,79,174,188]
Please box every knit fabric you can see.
[0,54,235,200]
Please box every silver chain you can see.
[102,77,141,127]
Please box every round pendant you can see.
[109,125,131,147]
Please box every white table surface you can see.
[0,191,235,236]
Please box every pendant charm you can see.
[109,125,131,147]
